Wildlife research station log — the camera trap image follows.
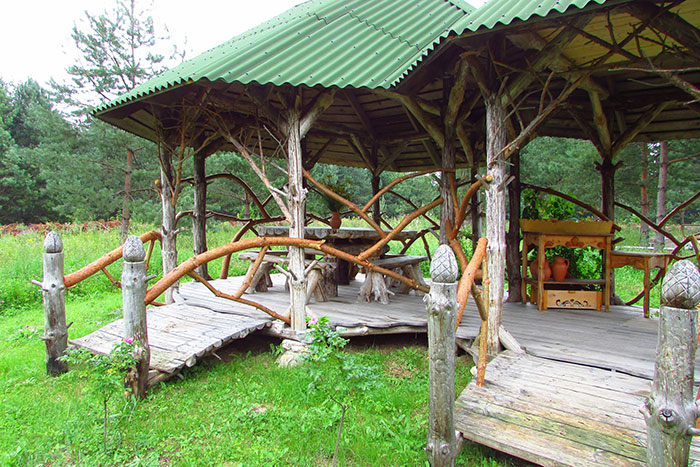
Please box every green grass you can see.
[0,223,525,466]
[2,221,694,465]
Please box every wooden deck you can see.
[455,352,700,466]
[71,273,700,465]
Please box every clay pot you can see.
[529,259,552,281]
[551,256,570,282]
[330,211,342,230]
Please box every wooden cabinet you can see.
[520,220,613,312]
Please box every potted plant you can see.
[320,179,352,230]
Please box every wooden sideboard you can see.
[520,220,614,312]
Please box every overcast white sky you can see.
[0,0,486,88]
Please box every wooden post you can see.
[425,244,459,467]
[41,231,68,376]
[287,109,307,331]
[470,166,482,254]
[122,236,150,399]
[160,161,178,304]
[192,151,209,279]
[484,95,507,357]
[506,150,522,302]
[371,174,382,226]
[643,260,700,466]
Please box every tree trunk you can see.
[640,143,650,248]
[192,152,209,279]
[484,95,507,357]
[243,192,251,219]
[600,152,616,223]
[160,160,178,304]
[506,151,522,302]
[120,148,134,243]
[287,112,307,331]
[654,141,669,252]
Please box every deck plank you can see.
[456,352,700,466]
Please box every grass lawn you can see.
[0,223,526,466]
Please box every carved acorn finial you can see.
[661,260,700,309]
[123,236,146,263]
[430,244,458,284]
[43,231,63,253]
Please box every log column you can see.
[425,245,459,466]
[643,260,700,466]
[483,95,508,356]
[506,150,522,302]
[371,174,382,226]
[40,231,68,376]
[192,151,209,279]
[122,236,150,399]
[160,159,178,304]
[287,111,307,331]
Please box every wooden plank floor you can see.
[179,274,700,382]
[455,352,700,466]
[71,302,273,377]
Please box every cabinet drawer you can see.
[544,290,602,311]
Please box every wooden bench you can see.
[358,254,428,305]
[238,250,336,303]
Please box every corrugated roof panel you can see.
[454,0,607,33]
[100,0,623,114]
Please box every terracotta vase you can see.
[330,211,342,230]
[551,256,570,282]
[529,259,552,281]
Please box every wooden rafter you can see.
[505,15,594,107]
[625,2,700,54]
[611,102,669,156]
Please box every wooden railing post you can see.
[40,231,68,376]
[122,236,150,399]
[425,244,459,466]
[644,260,700,466]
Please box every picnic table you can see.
[257,226,417,285]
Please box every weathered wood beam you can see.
[344,89,377,141]
[611,102,669,156]
[625,2,700,53]
[505,16,593,107]
[350,135,377,173]
[374,88,445,149]
[588,91,612,154]
[507,32,609,98]
[423,140,442,168]
[303,137,336,170]
[377,141,408,173]
[300,90,336,138]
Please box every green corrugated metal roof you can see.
[96,0,614,114]
[454,0,607,32]
[96,0,477,112]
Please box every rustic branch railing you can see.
[63,230,162,288]
[144,236,432,320]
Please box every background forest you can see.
[1,0,699,236]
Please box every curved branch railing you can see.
[64,230,162,288]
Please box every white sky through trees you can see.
[1,0,486,90]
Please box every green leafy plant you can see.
[303,316,380,466]
[60,339,137,448]
[319,178,353,213]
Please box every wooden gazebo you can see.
[94,0,700,355]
